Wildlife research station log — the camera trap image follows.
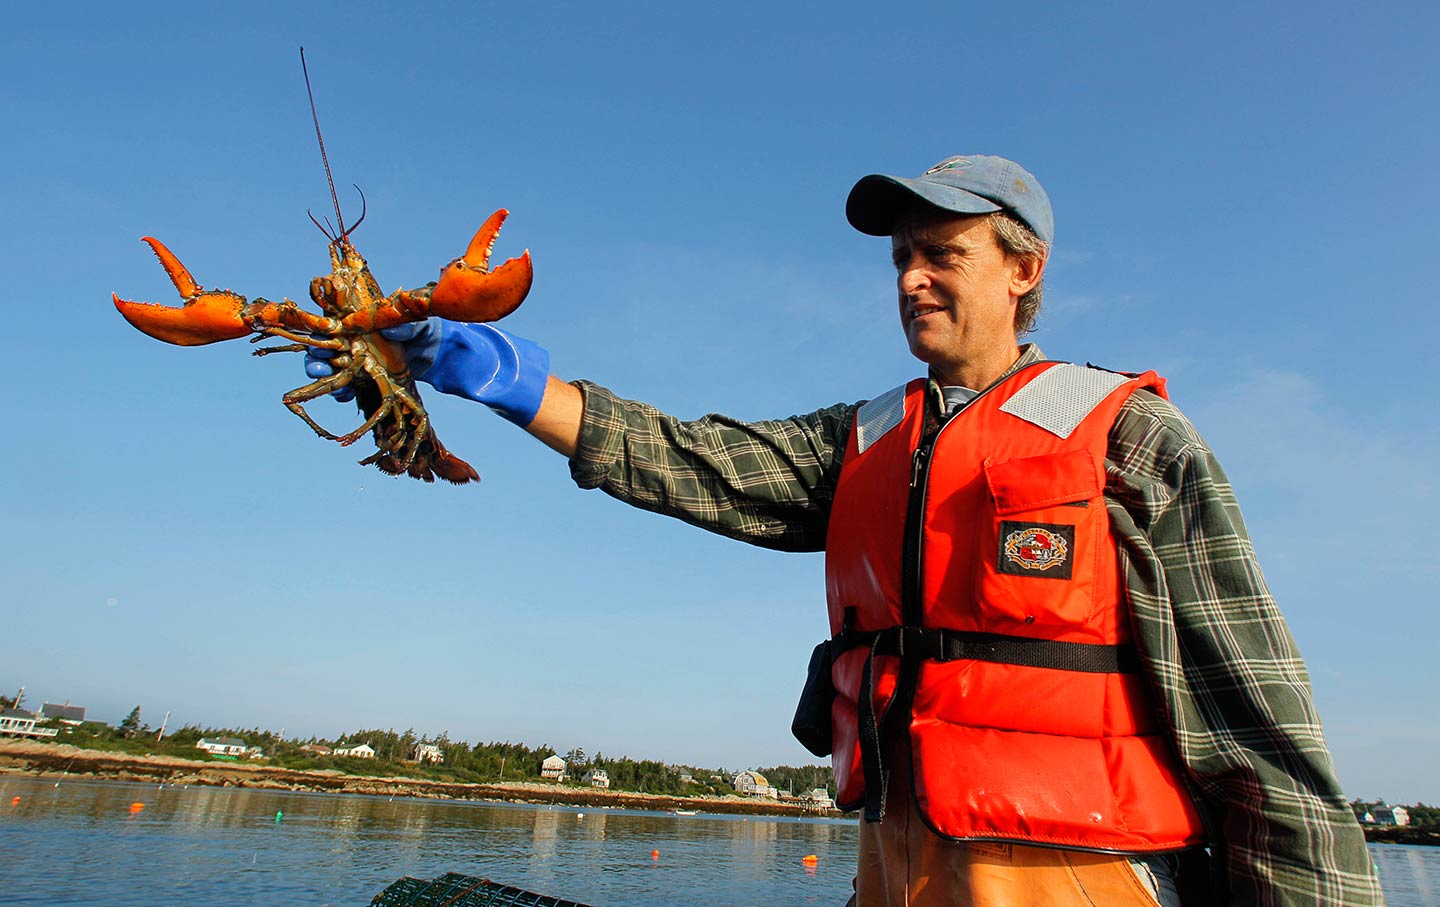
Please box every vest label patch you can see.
[999,522,1075,580]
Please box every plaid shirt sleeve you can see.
[1107,391,1383,906]
[566,380,856,552]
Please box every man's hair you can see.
[988,212,1048,336]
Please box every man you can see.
[309,155,1382,905]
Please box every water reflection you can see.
[1,778,861,906]
[1370,844,1438,907]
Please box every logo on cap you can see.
[925,157,974,175]
[998,522,1074,580]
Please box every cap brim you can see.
[846,175,1002,236]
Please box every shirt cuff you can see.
[567,380,624,490]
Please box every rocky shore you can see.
[0,740,840,819]
[1362,825,1440,847]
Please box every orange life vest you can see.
[824,361,1205,852]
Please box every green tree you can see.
[119,706,143,739]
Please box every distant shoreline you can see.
[10,741,1425,845]
[0,740,842,819]
[1363,826,1440,847]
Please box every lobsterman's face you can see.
[891,214,1040,389]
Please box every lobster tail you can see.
[431,447,481,485]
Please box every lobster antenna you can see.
[301,47,347,240]
[307,209,337,243]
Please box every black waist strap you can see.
[835,625,1140,674]
[846,625,1140,824]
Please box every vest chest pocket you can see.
[977,449,1105,633]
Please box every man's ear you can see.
[1010,252,1046,297]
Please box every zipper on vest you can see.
[901,364,1056,674]
[902,435,936,621]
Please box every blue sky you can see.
[3,2,1436,801]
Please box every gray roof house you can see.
[40,702,86,724]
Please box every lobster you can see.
[111,51,532,485]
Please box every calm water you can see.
[1,777,1435,906]
[0,777,854,905]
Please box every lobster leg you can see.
[251,343,315,356]
[357,433,410,476]
[279,372,362,442]
[332,397,395,448]
[361,372,428,468]
[254,327,345,351]
[396,407,429,472]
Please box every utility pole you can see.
[156,711,171,741]
[499,756,506,781]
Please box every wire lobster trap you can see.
[368,872,595,907]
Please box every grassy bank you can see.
[0,740,840,819]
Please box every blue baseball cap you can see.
[846,154,1053,244]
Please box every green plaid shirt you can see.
[568,345,1382,906]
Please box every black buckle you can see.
[895,626,942,660]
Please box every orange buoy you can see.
[650,849,659,860]
[10,796,19,805]
[129,802,145,812]
[802,854,819,865]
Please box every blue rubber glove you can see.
[304,319,551,426]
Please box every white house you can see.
[1369,805,1410,827]
[413,743,443,764]
[582,768,610,789]
[333,743,376,759]
[804,788,835,810]
[196,737,248,756]
[541,755,567,780]
[733,770,776,798]
[0,708,57,739]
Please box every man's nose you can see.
[898,261,929,295]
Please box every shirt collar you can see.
[927,343,1047,414]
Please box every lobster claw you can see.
[113,237,252,346]
[429,209,533,323]
[337,209,533,334]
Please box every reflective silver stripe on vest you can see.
[998,364,1129,439]
[854,384,907,455]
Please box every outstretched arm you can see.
[524,376,583,458]
[308,318,854,550]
